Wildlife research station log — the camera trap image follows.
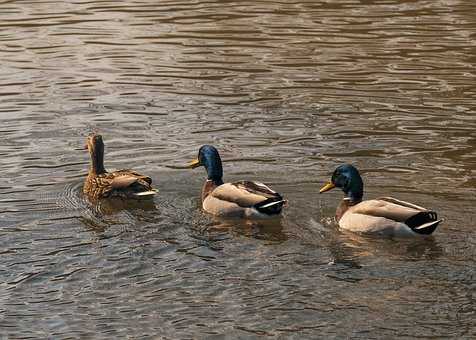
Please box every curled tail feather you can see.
[254,197,286,215]
[405,211,441,235]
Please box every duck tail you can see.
[255,198,286,215]
[412,219,442,235]
[132,189,158,199]
[405,211,441,235]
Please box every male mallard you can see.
[187,145,286,218]
[83,133,157,200]
[319,164,441,236]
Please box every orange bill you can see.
[187,158,201,169]
[319,182,335,193]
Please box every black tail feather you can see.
[254,196,285,215]
[405,211,441,235]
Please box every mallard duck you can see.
[83,133,157,200]
[187,145,286,218]
[319,164,441,236]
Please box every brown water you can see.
[1,0,475,338]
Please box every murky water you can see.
[1,0,475,338]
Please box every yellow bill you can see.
[187,158,201,169]
[319,182,336,193]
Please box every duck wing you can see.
[211,181,285,215]
[233,181,281,198]
[111,175,139,189]
[347,197,440,235]
[350,198,426,222]
[211,182,268,207]
[114,169,152,185]
[107,170,156,198]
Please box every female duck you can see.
[187,145,286,218]
[319,164,441,236]
[83,133,157,200]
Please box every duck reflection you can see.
[329,228,443,264]
[302,216,443,272]
[80,196,159,232]
[195,215,287,243]
[91,197,158,215]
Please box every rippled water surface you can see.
[1,0,476,338]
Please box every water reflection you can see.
[199,216,288,242]
[1,0,476,338]
[335,231,444,261]
[80,196,158,231]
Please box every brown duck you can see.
[83,134,157,200]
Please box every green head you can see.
[320,164,364,203]
[188,145,224,185]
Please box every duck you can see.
[83,133,157,200]
[187,145,286,218]
[319,164,441,236]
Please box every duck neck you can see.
[344,173,364,204]
[209,177,223,186]
[203,158,223,187]
[346,192,363,205]
[90,148,106,175]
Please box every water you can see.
[1,0,475,338]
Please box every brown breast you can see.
[201,180,218,203]
[336,199,352,222]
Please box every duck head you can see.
[188,145,224,185]
[86,133,106,174]
[320,164,364,203]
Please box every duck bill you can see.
[187,158,201,169]
[319,182,336,193]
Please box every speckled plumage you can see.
[83,134,156,200]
